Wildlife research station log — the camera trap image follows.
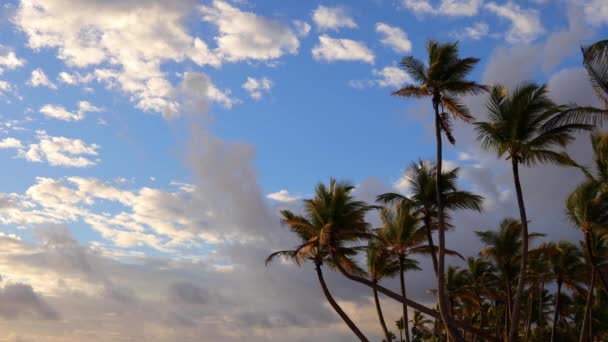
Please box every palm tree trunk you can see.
[315,263,369,341]
[550,280,563,342]
[400,328,404,342]
[399,255,411,342]
[433,98,463,342]
[525,288,534,342]
[539,280,545,327]
[579,266,595,342]
[508,159,529,342]
[423,214,439,274]
[373,281,392,342]
[584,230,608,296]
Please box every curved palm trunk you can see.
[373,281,392,342]
[579,267,595,342]
[433,98,463,342]
[508,159,529,342]
[524,288,534,342]
[550,280,563,342]
[315,263,369,342]
[399,255,411,342]
[334,263,501,341]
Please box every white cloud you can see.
[266,190,298,203]
[452,22,490,40]
[485,2,545,43]
[293,20,311,37]
[582,0,608,26]
[200,0,300,63]
[39,101,102,121]
[0,81,11,93]
[0,46,25,73]
[18,132,100,168]
[0,137,23,149]
[312,35,374,64]
[402,0,482,16]
[242,77,272,100]
[349,66,412,89]
[376,23,412,53]
[28,68,57,89]
[312,5,357,31]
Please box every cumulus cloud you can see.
[0,46,25,74]
[376,23,412,53]
[583,0,608,26]
[266,190,298,203]
[28,68,57,89]
[0,137,23,149]
[484,2,545,43]
[292,20,311,37]
[0,283,59,320]
[200,0,300,62]
[39,101,101,121]
[242,77,272,100]
[451,22,490,40]
[18,131,100,168]
[402,0,482,16]
[349,66,412,89]
[312,35,374,64]
[312,5,357,31]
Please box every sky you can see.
[0,0,606,341]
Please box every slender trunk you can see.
[433,97,463,342]
[400,329,404,342]
[334,262,501,341]
[315,263,369,341]
[423,214,439,274]
[374,280,392,342]
[550,280,563,342]
[399,255,411,342]
[508,159,529,342]
[584,230,608,296]
[524,287,534,342]
[539,280,545,327]
[580,267,595,342]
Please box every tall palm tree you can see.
[410,311,433,342]
[545,241,584,342]
[368,241,417,342]
[395,317,405,342]
[375,202,427,342]
[463,257,498,342]
[265,179,372,341]
[475,83,591,342]
[377,161,483,275]
[393,40,488,341]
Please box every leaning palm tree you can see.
[377,161,483,275]
[265,179,372,341]
[545,241,583,342]
[475,83,592,342]
[368,241,416,342]
[393,40,488,341]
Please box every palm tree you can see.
[375,202,427,342]
[410,311,433,342]
[265,179,372,341]
[463,257,498,342]
[395,317,405,342]
[393,40,488,341]
[545,241,583,342]
[475,83,591,342]
[377,161,483,275]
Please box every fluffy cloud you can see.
[376,23,412,53]
[200,0,300,62]
[19,132,100,168]
[29,68,57,89]
[484,2,545,43]
[266,190,298,203]
[312,35,374,64]
[39,101,101,121]
[0,46,25,74]
[0,137,23,149]
[242,77,272,100]
[583,0,608,26]
[451,22,490,40]
[349,66,412,89]
[292,20,311,37]
[312,5,357,31]
[402,0,482,16]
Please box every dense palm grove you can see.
[266,39,608,341]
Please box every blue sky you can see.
[0,0,606,340]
